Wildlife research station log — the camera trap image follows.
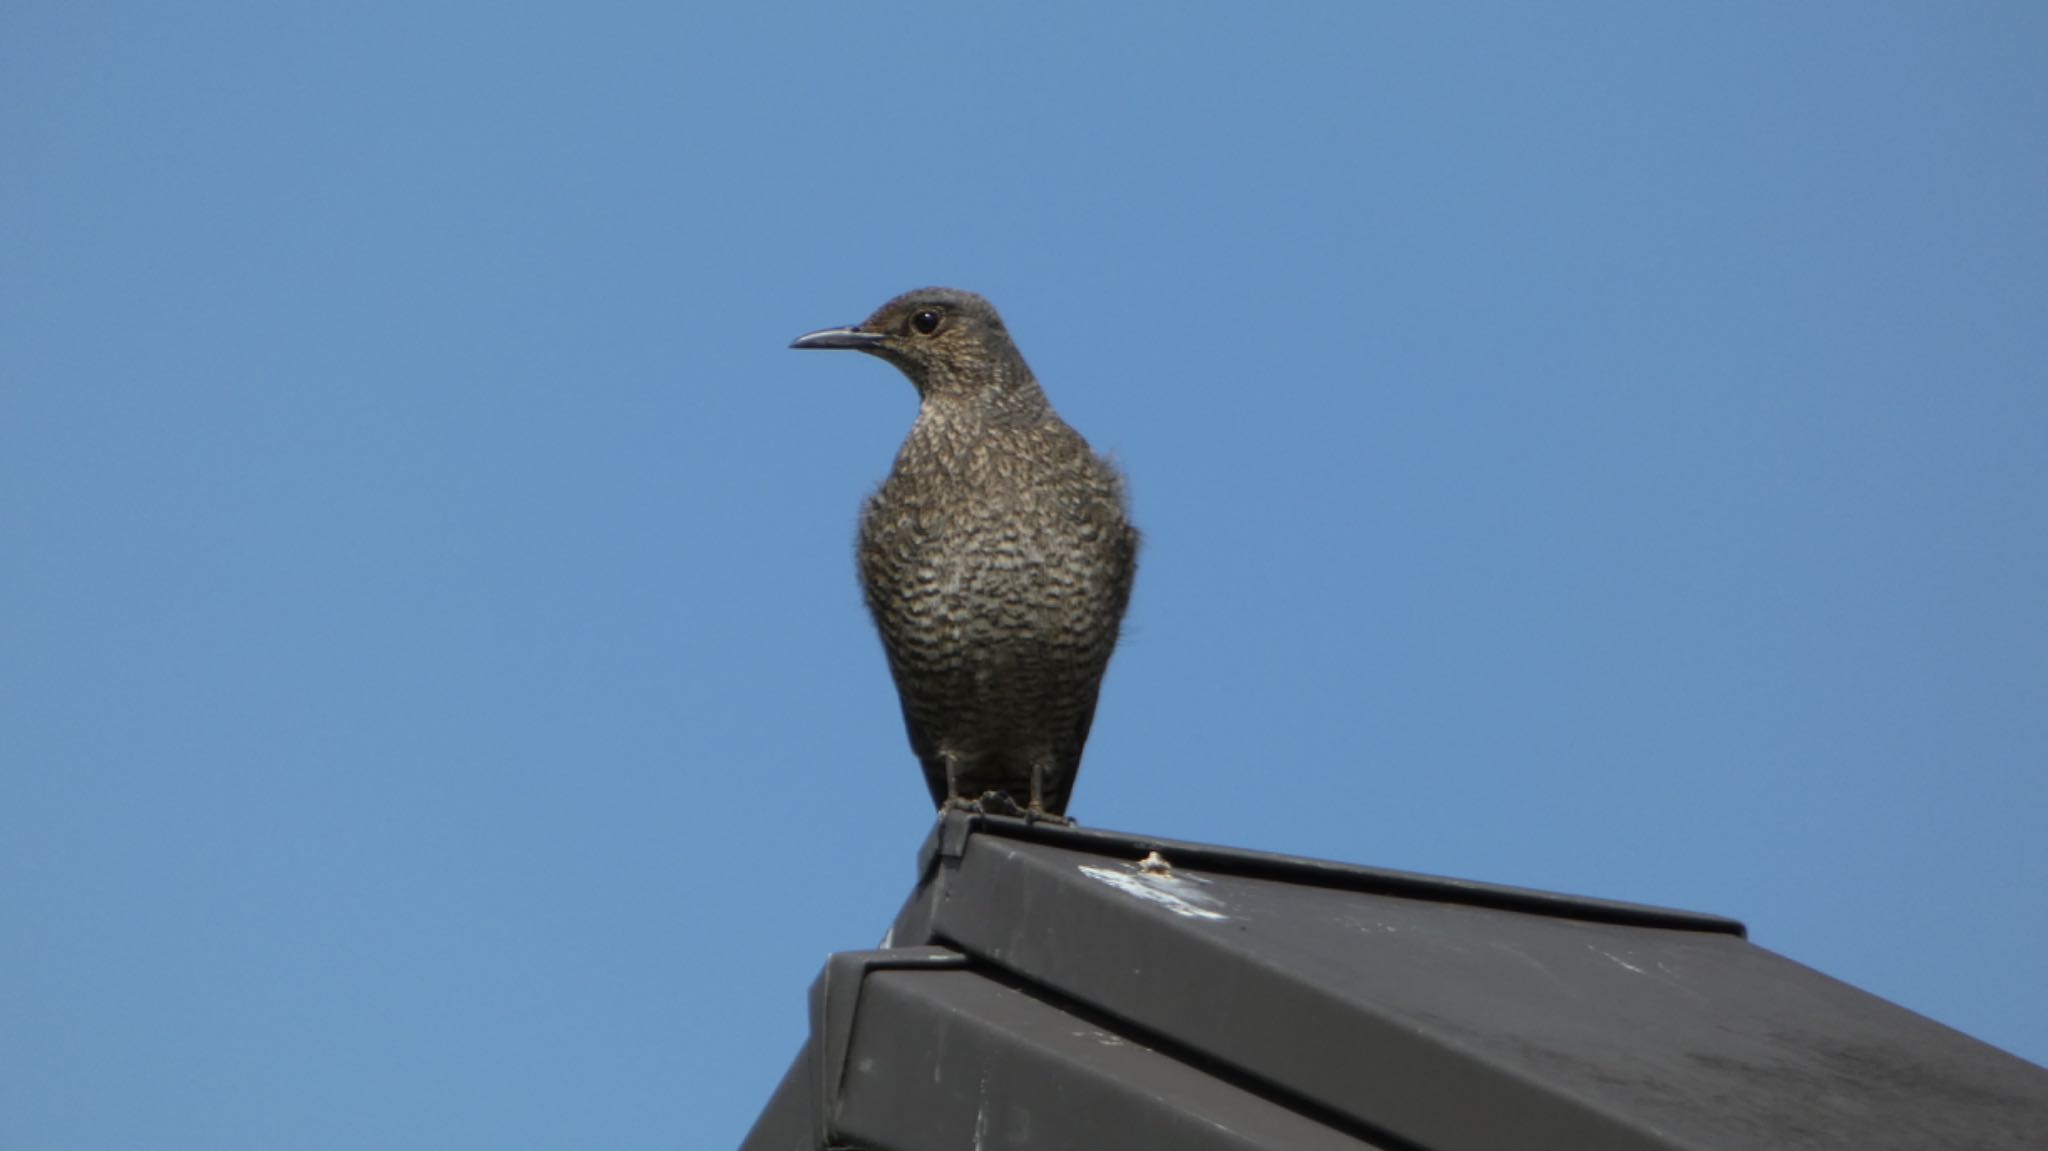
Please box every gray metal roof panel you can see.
[814,949,1384,1151]
[905,815,1746,936]
[745,813,2048,1150]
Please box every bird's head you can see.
[791,287,1040,406]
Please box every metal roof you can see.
[741,813,2048,1150]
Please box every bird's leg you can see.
[1021,759,1071,825]
[938,750,987,814]
[939,750,1005,815]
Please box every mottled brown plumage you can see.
[791,288,1138,818]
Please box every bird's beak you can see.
[790,326,888,351]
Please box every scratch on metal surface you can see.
[1599,947,1711,1004]
[1595,946,1646,974]
[972,1066,989,1151]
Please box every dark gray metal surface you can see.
[900,816,1748,937]
[742,813,2048,1150]
[829,950,1380,1150]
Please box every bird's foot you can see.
[939,791,1073,826]
[975,790,1027,818]
[1006,791,1073,827]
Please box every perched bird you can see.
[791,288,1139,819]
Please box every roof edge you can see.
[916,812,1747,937]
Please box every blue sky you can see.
[5,4,2045,1147]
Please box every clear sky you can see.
[5,4,2045,1148]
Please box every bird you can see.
[791,288,1139,820]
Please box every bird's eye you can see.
[910,309,943,335]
